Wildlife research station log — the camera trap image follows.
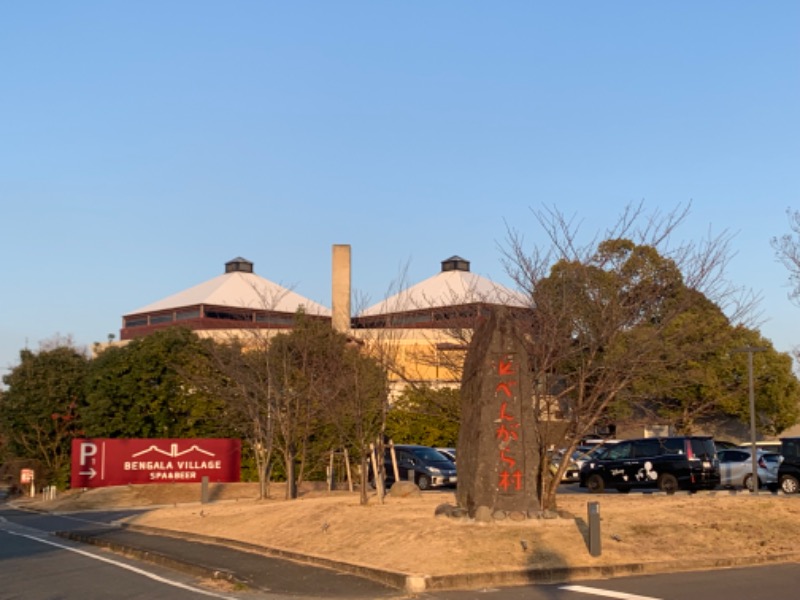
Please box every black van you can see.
[373,445,457,491]
[778,437,800,494]
[579,436,719,494]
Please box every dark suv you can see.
[374,445,457,491]
[579,436,719,494]
[778,437,800,494]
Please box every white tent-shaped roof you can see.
[128,257,330,317]
[358,256,527,317]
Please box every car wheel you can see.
[743,474,761,492]
[658,473,679,495]
[416,474,431,491]
[780,475,800,494]
[615,486,631,494]
[586,474,605,494]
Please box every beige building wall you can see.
[354,327,467,397]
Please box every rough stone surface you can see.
[387,481,421,498]
[456,307,541,519]
[434,503,456,517]
[474,505,493,523]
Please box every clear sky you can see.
[2,2,799,379]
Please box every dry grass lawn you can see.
[17,482,800,577]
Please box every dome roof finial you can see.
[225,257,253,274]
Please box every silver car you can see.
[717,448,780,490]
[435,447,456,463]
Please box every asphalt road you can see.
[2,492,799,600]
[0,505,407,600]
[423,563,800,599]
[0,521,244,600]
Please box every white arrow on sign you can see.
[79,468,97,479]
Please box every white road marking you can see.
[7,531,236,599]
[559,585,662,600]
[46,513,125,527]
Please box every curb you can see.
[418,553,800,591]
[57,524,411,592]
[56,523,800,593]
[56,530,243,586]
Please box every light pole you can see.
[733,346,767,495]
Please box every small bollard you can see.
[588,501,601,556]
[201,476,209,504]
[327,465,336,491]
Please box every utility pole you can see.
[733,346,768,495]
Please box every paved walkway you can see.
[57,525,410,598]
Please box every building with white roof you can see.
[351,255,529,391]
[354,255,527,326]
[120,257,331,341]
[118,250,528,392]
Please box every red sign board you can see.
[20,468,34,484]
[71,438,241,488]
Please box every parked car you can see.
[548,449,581,483]
[548,440,621,484]
[714,439,740,450]
[373,444,457,491]
[762,452,783,489]
[579,436,719,494]
[738,440,782,454]
[778,437,800,494]
[717,448,780,490]
[572,441,620,470]
[435,447,457,463]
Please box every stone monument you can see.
[456,307,541,520]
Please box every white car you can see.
[717,448,780,490]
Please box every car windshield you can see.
[583,444,616,460]
[690,439,716,460]
[412,447,452,462]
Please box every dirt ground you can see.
[14,482,800,577]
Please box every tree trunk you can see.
[359,455,369,505]
[286,448,297,499]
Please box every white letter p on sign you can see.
[79,442,97,465]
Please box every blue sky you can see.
[2,2,799,378]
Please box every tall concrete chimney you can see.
[332,244,351,333]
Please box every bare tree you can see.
[501,203,756,508]
[189,337,276,499]
[772,208,800,306]
[182,277,316,500]
[321,339,389,505]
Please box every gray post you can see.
[733,346,767,495]
[201,476,209,504]
[588,501,601,556]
